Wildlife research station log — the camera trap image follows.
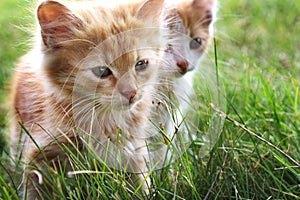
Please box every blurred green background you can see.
[0,0,34,153]
[0,0,299,199]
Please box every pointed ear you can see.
[192,0,216,25]
[37,0,83,48]
[135,0,165,26]
[163,7,185,33]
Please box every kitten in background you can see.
[148,0,217,163]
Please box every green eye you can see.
[135,59,149,71]
[92,66,112,78]
[189,37,202,49]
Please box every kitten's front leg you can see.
[23,138,81,199]
[129,145,153,194]
[23,158,53,200]
[128,169,151,195]
[138,172,151,193]
[24,168,46,200]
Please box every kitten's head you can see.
[166,0,217,75]
[37,0,170,114]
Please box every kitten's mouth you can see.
[111,95,142,111]
[128,94,142,106]
[167,46,190,75]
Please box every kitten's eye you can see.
[92,66,112,78]
[135,59,149,71]
[189,37,202,49]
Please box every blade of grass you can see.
[211,103,300,168]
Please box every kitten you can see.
[147,0,217,164]
[10,0,172,198]
[165,0,217,129]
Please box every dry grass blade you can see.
[210,103,300,168]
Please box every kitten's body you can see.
[10,0,172,198]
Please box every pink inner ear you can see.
[38,1,71,25]
[135,0,165,26]
[37,1,82,47]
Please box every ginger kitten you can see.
[10,0,172,198]
[148,0,217,161]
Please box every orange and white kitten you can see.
[165,0,217,131]
[149,0,217,155]
[10,0,172,198]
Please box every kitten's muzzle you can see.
[177,60,189,74]
[173,53,189,75]
[119,87,137,104]
[166,45,189,75]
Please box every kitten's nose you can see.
[177,59,189,74]
[172,52,189,74]
[120,89,137,104]
[128,90,137,104]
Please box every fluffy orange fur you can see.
[10,0,172,198]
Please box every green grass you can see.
[0,0,33,154]
[0,0,300,199]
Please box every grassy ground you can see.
[0,0,33,154]
[0,0,299,199]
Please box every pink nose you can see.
[120,89,137,104]
[177,60,189,74]
[128,90,136,104]
[172,52,189,74]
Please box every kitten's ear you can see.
[192,0,216,25]
[37,0,83,48]
[163,7,185,33]
[135,0,165,26]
